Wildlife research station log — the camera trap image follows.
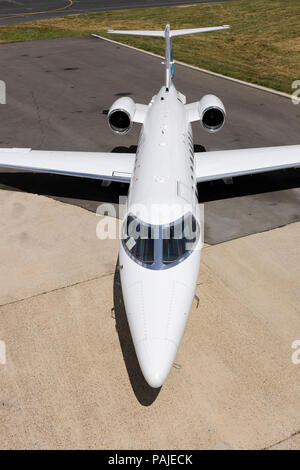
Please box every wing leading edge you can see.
[0,148,135,183]
[195,145,300,182]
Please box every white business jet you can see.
[0,25,299,388]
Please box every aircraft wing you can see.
[0,148,135,183]
[195,145,300,182]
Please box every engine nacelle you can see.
[198,94,226,133]
[108,96,136,135]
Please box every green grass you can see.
[0,0,299,93]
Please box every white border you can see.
[92,34,294,100]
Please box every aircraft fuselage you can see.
[119,84,202,388]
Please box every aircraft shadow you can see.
[113,261,161,405]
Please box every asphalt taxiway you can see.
[0,0,236,25]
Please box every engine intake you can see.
[108,96,136,135]
[198,94,226,133]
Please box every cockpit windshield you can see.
[122,213,199,270]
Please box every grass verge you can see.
[0,0,299,93]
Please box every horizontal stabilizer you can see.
[107,29,165,37]
[107,25,230,38]
[170,25,230,37]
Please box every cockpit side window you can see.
[162,214,198,265]
[122,215,154,265]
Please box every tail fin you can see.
[107,24,230,90]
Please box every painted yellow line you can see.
[0,0,73,20]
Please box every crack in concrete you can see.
[0,270,114,309]
[264,429,300,450]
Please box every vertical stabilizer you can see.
[164,24,172,90]
[104,24,230,90]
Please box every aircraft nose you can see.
[135,338,177,388]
